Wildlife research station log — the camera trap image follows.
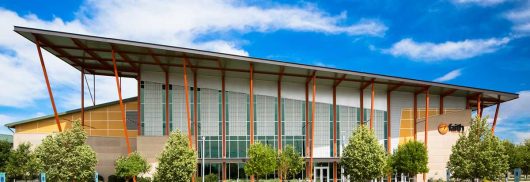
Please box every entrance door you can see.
[314,167,329,182]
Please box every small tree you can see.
[244,142,277,181]
[503,140,525,171]
[391,140,429,178]
[35,120,97,181]
[5,142,42,180]
[522,139,530,178]
[447,116,509,181]
[115,152,151,181]
[154,130,197,182]
[341,125,387,182]
[278,145,304,180]
[0,140,12,171]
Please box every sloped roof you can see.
[5,97,137,128]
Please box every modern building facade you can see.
[7,26,518,181]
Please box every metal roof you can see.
[5,97,138,128]
[13,26,518,109]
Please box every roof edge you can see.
[5,97,138,128]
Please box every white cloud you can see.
[383,37,510,61]
[451,0,507,6]
[0,1,387,109]
[505,2,530,35]
[483,91,530,143]
[433,69,462,82]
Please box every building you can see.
[6,26,518,181]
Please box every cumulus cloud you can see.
[0,0,387,109]
[483,91,530,143]
[451,0,507,6]
[433,69,462,82]
[383,37,510,61]
[505,2,530,35]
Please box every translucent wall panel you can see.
[314,103,331,157]
[200,88,220,136]
[283,98,304,136]
[255,95,276,136]
[142,81,164,136]
[227,91,248,136]
[338,105,358,142]
[171,85,187,133]
[374,110,387,141]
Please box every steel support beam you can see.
[81,67,85,126]
[111,50,132,154]
[36,40,62,132]
[477,94,482,119]
[249,63,255,182]
[370,80,375,129]
[492,95,501,134]
[183,59,193,147]
[137,70,142,135]
[423,89,430,182]
[309,74,316,182]
[165,72,169,135]
[332,85,337,182]
[413,93,418,140]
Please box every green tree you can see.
[522,139,530,178]
[341,125,387,182]
[0,140,12,171]
[115,152,151,181]
[391,140,429,178]
[447,116,509,181]
[278,145,304,180]
[35,120,97,181]
[502,140,525,170]
[5,142,41,180]
[244,142,277,181]
[153,130,197,182]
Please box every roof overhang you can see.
[14,26,518,109]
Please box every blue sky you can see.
[0,0,528,143]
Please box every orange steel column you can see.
[332,85,337,182]
[278,79,282,150]
[183,60,193,147]
[386,89,391,182]
[249,63,255,182]
[36,41,62,132]
[423,90,430,182]
[370,80,375,129]
[477,94,482,119]
[413,94,418,140]
[249,63,255,144]
[360,85,364,126]
[165,72,169,135]
[305,82,310,178]
[81,67,85,126]
[309,74,316,182]
[277,76,283,181]
[492,95,501,133]
[194,71,198,150]
[221,74,226,182]
[137,71,142,135]
[111,50,132,154]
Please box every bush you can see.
[5,142,41,180]
[115,152,151,181]
[341,125,387,181]
[244,142,278,180]
[0,140,12,171]
[198,174,218,182]
[153,130,197,182]
[391,140,429,177]
[35,120,97,181]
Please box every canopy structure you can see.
[14,26,518,108]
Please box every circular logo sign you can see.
[438,123,449,135]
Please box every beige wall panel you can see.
[90,112,109,120]
[13,133,48,149]
[87,136,137,181]
[137,136,168,163]
[416,109,471,181]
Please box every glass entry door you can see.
[314,167,329,182]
